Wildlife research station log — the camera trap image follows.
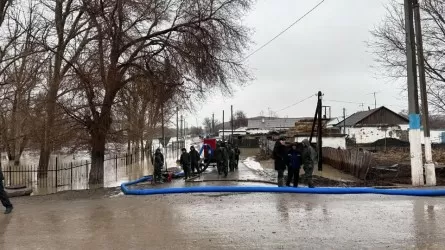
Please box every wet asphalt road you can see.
[2,192,445,249]
[2,161,445,249]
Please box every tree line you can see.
[0,0,253,184]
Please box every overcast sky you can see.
[184,0,407,127]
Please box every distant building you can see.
[247,117,311,131]
[335,106,409,144]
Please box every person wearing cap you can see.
[180,148,191,179]
[301,139,316,188]
[189,146,200,174]
[272,136,288,187]
[0,168,13,214]
[153,148,164,183]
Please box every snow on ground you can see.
[243,157,264,171]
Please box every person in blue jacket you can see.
[287,143,302,187]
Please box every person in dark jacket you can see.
[189,146,200,174]
[214,142,223,175]
[0,168,13,214]
[228,144,236,172]
[234,146,241,169]
[272,137,288,187]
[180,148,191,179]
[287,143,302,187]
[220,142,229,177]
[301,139,316,188]
[153,148,164,183]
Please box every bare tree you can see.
[203,117,212,132]
[66,0,252,184]
[370,0,445,114]
[234,110,248,128]
[0,0,45,165]
[35,0,91,177]
[189,126,203,136]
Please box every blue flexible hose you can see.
[120,177,445,197]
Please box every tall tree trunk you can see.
[37,93,57,178]
[89,128,106,185]
[88,91,115,185]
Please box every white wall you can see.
[294,136,347,149]
[347,126,403,144]
[421,130,445,144]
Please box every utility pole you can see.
[222,110,225,141]
[373,92,377,109]
[343,108,346,135]
[180,114,183,148]
[231,105,234,143]
[317,91,323,171]
[161,105,166,171]
[404,0,424,186]
[212,113,215,135]
[413,0,435,185]
[176,107,179,159]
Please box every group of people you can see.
[214,141,240,177]
[154,143,241,181]
[0,168,13,214]
[179,146,201,179]
[273,137,317,188]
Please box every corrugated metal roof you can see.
[335,106,408,127]
[248,118,306,129]
[337,109,376,127]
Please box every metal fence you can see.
[0,152,146,195]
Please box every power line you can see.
[276,94,315,113]
[242,0,326,61]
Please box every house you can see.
[335,106,409,144]
[247,117,311,131]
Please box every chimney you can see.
[368,106,371,111]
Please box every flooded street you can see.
[1,156,445,249]
[2,190,445,249]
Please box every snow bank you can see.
[243,157,264,171]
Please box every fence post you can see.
[55,157,58,188]
[70,162,73,190]
[9,163,12,186]
[115,155,118,181]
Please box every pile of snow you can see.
[246,129,270,135]
[243,157,263,171]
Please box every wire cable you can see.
[242,0,326,61]
[276,94,315,113]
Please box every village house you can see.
[335,106,409,144]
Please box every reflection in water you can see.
[276,194,289,224]
[4,154,153,196]
[413,200,440,249]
